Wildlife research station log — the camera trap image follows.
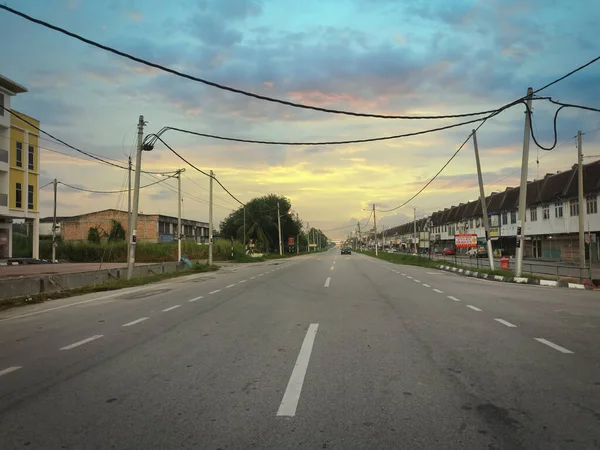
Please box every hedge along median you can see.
[0,263,220,311]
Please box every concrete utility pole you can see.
[208,170,214,266]
[296,233,299,254]
[307,222,310,252]
[357,221,361,251]
[127,156,132,259]
[312,227,316,252]
[126,115,145,280]
[373,203,378,256]
[472,129,495,270]
[177,169,183,262]
[515,87,534,277]
[577,130,586,282]
[243,207,246,249]
[277,202,283,256]
[51,178,57,262]
[414,207,417,254]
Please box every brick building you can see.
[40,209,209,243]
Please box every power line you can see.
[1,105,173,175]
[533,55,600,95]
[0,5,506,121]
[58,173,178,194]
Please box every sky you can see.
[1,0,599,239]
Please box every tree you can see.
[220,194,302,253]
[108,220,126,241]
[87,227,101,244]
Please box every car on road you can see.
[341,247,351,255]
[442,247,455,255]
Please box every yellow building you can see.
[0,74,40,260]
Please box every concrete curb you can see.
[437,265,594,290]
[0,262,20,266]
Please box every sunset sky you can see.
[1,0,599,239]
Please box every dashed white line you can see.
[60,335,104,351]
[534,338,574,354]
[324,277,331,288]
[330,266,335,271]
[226,284,235,288]
[162,305,181,312]
[494,318,517,328]
[250,276,256,279]
[447,296,461,302]
[277,323,319,417]
[189,296,203,302]
[258,274,264,277]
[0,366,22,377]
[401,273,406,276]
[432,288,444,294]
[239,280,247,283]
[407,276,413,279]
[209,289,221,294]
[414,279,421,283]
[466,305,482,311]
[122,317,149,327]
[422,283,431,288]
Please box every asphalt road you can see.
[0,250,599,449]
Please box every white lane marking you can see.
[250,276,256,279]
[258,274,264,277]
[447,296,461,302]
[534,338,574,354]
[277,323,319,417]
[162,305,181,312]
[466,305,482,311]
[494,318,517,328]
[406,276,413,279]
[122,317,149,327]
[0,286,151,322]
[189,296,203,302]
[209,289,221,294]
[333,261,336,265]
[413,279,421,283]
[422,283,431,288]
[432,288,444,294]
[324,277,331,288]
[330,266,335,271]
[426,272,444,275]
[0,366,22,377]
[226,284,235,288]
[60,335,103,351]
[239,280,247,283]
[401,273,406,276]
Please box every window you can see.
[15,183,22,208]
[158,222,169,234]
[469,219,474,229]
[530,208,537,221]
[28,145,34,170]
[554,202,563,218]
[570,200,579,216]
[510,212,517,224]
[586,197,597,215]
[543,205,550,220]
[15,142,22,167]
[502,212,508,225]
[444,225,447,232]
[27,185,34,210]
[0,93,4,116]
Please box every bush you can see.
[87,227,101,244]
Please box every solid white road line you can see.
[226,284,235,288]
[466,305,482,311]
[122,317,149,327]
[60,335,103,351]
[422,283,431,288]
[324,277,331,288]
[0,366,22,377]
[277,323,319,417]
[162,305,181,312]
[447,296,461,302]
[209,289,221,294]
[432,288,444,294]
[189,296,203,302]
[534,338,574,354]
[494,318,517,328]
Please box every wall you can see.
[61,210,159,242]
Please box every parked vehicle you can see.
[442,248,455,255]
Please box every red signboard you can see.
[455,234,477,248]
[288,237,295,245]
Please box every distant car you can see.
[442,248,455,255]
[341,247,351,255]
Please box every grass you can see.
[0,263,219,312]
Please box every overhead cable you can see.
[58,173,178,194]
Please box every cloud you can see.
[127,10,144,21]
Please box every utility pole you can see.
[472,129,495,270]
[208,170,214,266]
[307,222,310,252]
[243,207,246,249]
[373,204,378,256]
[277,202,283,255]
[127,156,132,259]
[296,233,299,254]
[51,178,57,262]
[312,227,316,252]
[413,207,417,254]
[177,169,182,262]
[126,115,145,280]
[357,221,361,252]
[515,87,533,277]
[577,130,586,282]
